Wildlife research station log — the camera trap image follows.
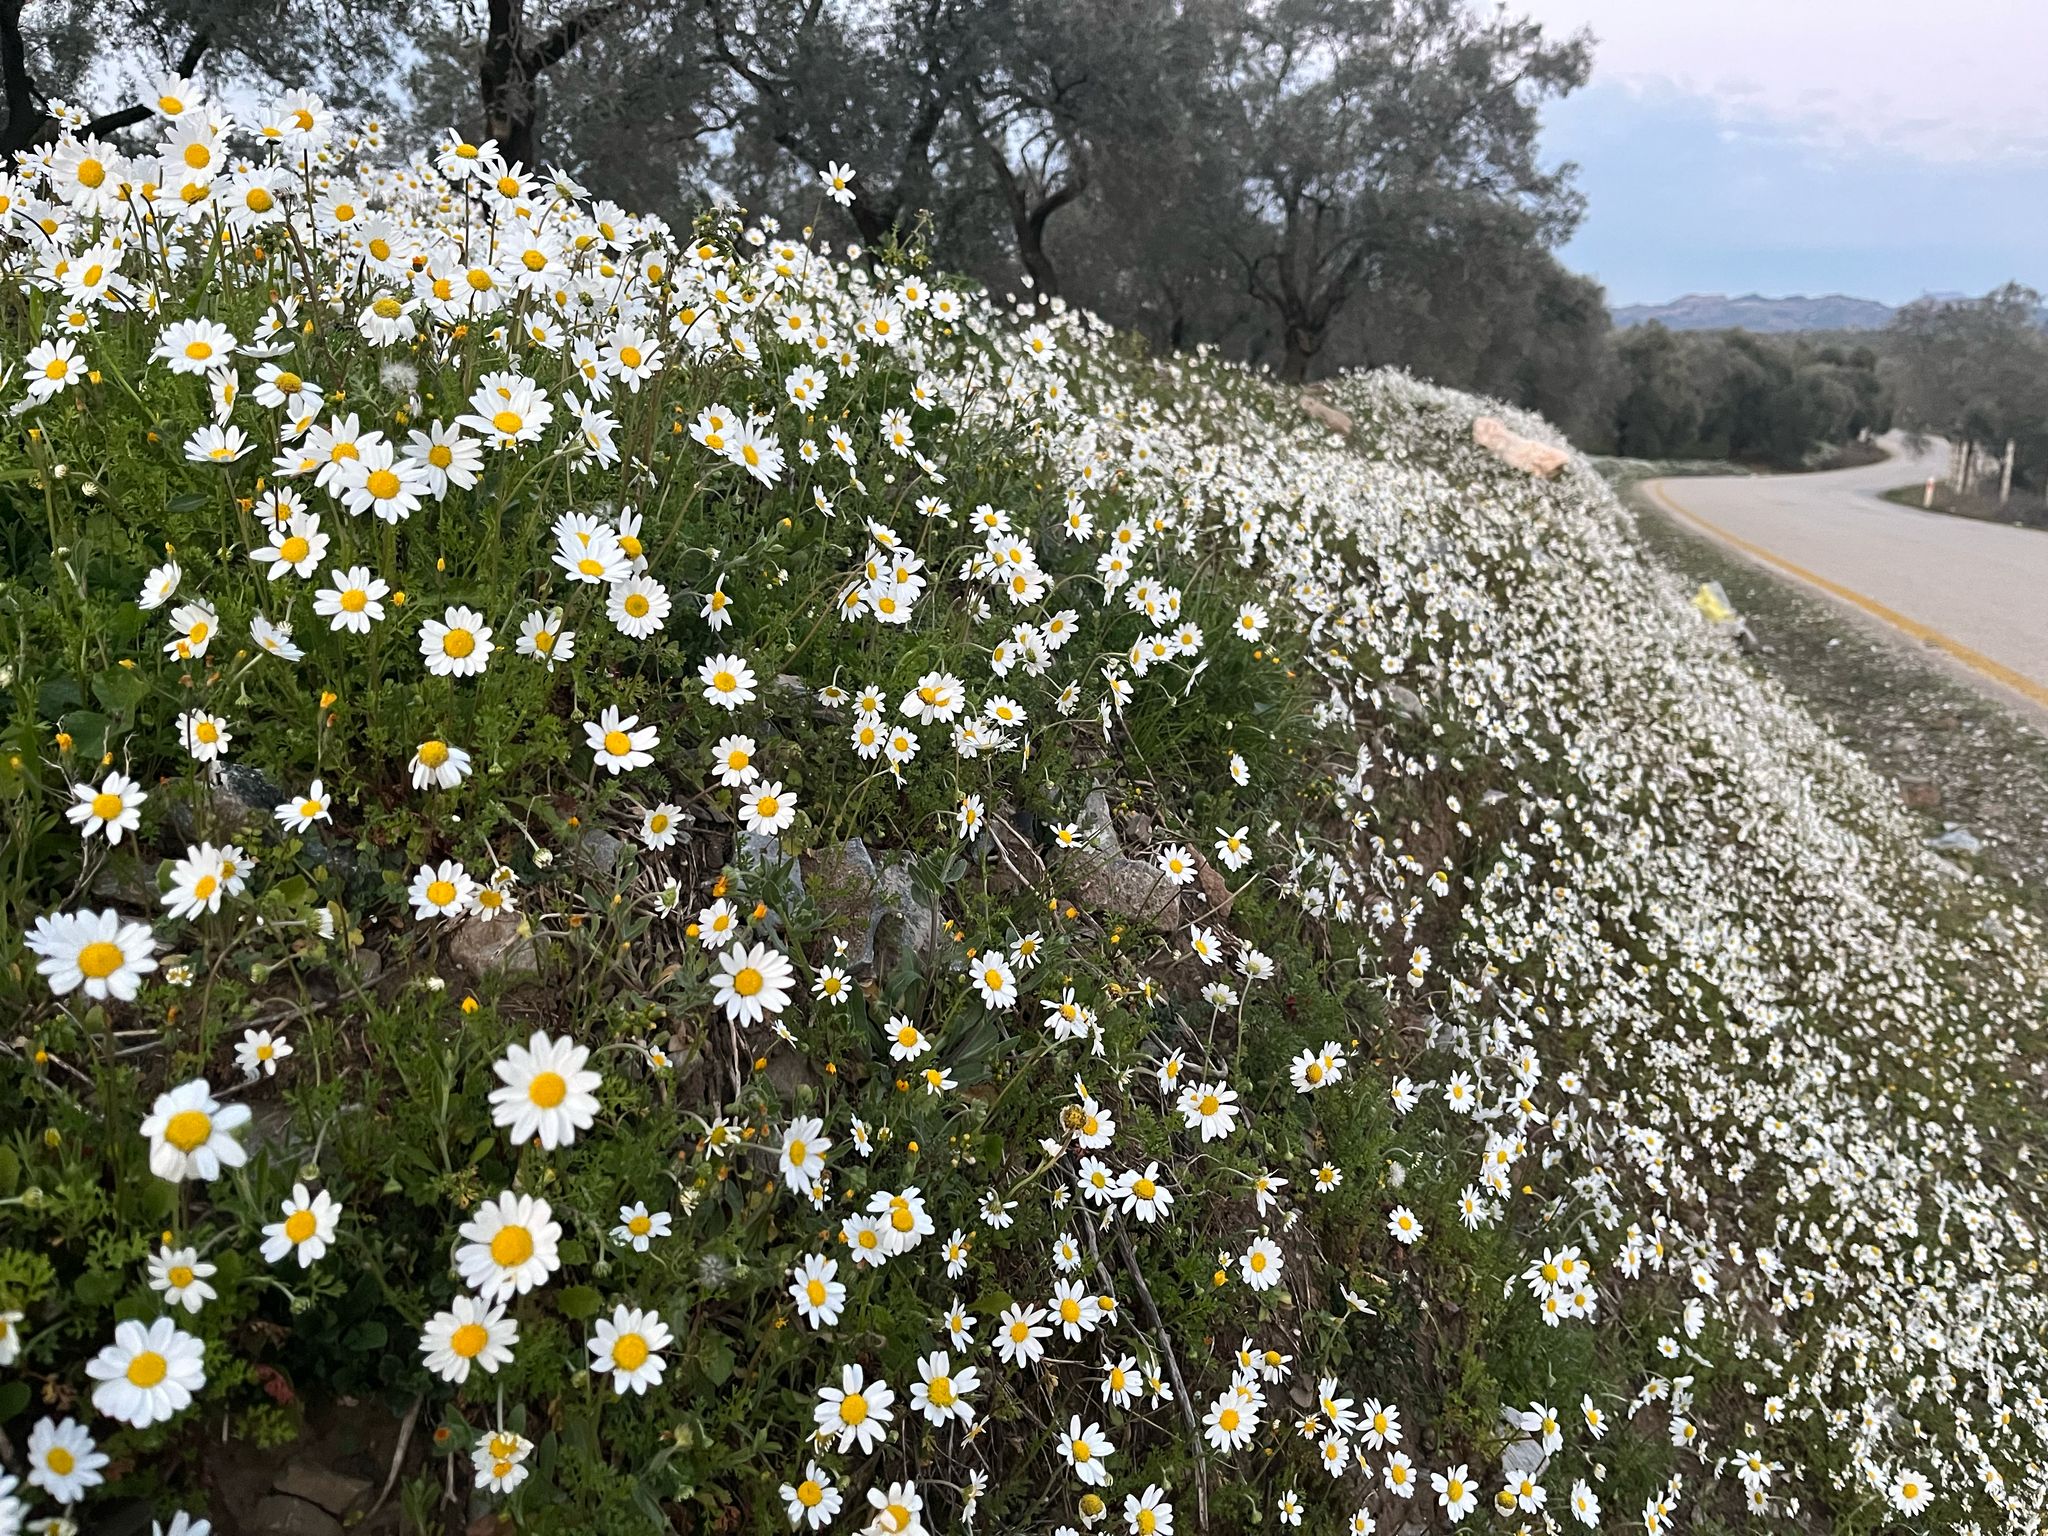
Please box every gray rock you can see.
[1498,1433,1548,1481]
[272,1461,373,1517]
[873,857,944,975]
[1071,789,1119,857]
[252,1494,344,1536]
[1384,683,1426,722]
[806,838,881,968]
[211,761,286,829]
[1979,912,2016,945]
[799,840,943,976]
[574,827,630,878]
[1072,855,1181,930]
[1925,826,1983,855]
[450,915,540,978]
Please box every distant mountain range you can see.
[1611,293,1897,333]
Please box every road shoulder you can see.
[1618,474,2048,901]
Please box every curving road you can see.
[1644,439,2048,725]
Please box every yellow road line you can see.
[1645,478,2048,713]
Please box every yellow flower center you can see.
[373,296,403,319]
[43,357,68,379]
[164,1108,212,1151]
[125,1350,168,1386]
[528,1070,567,1108]
[603,730,632,757]
[246,187,274,212]
[442,628,476,658]
[451,1321,489,1357]
[285,1208,318,1243]
[806,1279,827,1305]
[168,1265,195,1288]
[418,740,449,768]
[492,410,522,435]
[78,158,107,188]
[1219,1408,1240,1431]
[340,589,369,613]
[624,594,649,618]
[366,468,401,499]
[713,669,736,693]
[733,967,763,998]
[629,1214,652,1235]
[756,794,779,818]
[426,879,457,907]
[490,1225,534,1267]
[797,1480,824,1508]
[611,1333,649,1371]
[619,345,642,368]
[839,1391,868,1424]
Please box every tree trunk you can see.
[1016,211,1060,303]
[1279,322,1322,384]
[480,0,538,169]
[0,0,38,156]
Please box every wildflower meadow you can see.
[1,84,2045,1536]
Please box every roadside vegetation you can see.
[3,95,2047,1536]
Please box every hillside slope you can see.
[1613,293,1895,332]
[0,115,2044,1536]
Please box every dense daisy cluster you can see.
[0,81,2043,1536]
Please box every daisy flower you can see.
[588,1304,673,1395]
[488,1031,602,1150]
[740,780,798,836]
[455,1191,562,1300]
[516,608,575,668]
[612,1201,673,1251]
[409,739,472,790]
[26,1416,106,1504]
[140,1078,251,1181]
[789,1253,846,1327]
[65,770,146,844]
[261,1183,342,1268]
[713,941,796,1026]
[312,565,389,633]
[586,706,657,774]
[178,709,231,761]
[781,1462,843,1531]
[408,859,476,921]
[147,1245,218,1314]
[814,1363,893,1454]
[420,605,495,677]
[235,1028,293,1079]
[87,1317,206,1428]
[700,652,758,710]
[419,1294,519,1384]
[274,780,332,833]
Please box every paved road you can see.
[1645,440,2048,723]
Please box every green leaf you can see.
[0,1147,18,1198]
[58,709,110,765]
[91,667,150,715]
[0,1380,29,1422]
[557,1285,602,1321]
[345,1319,388,1351]
[75,1270,122,1308]
[699,1334,735,1386]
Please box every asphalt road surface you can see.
[1645,440,2048,724]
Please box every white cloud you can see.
[1519,0,2048,163]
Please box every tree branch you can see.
[521,0,629,74]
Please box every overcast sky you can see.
[1521,0,2047,305]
